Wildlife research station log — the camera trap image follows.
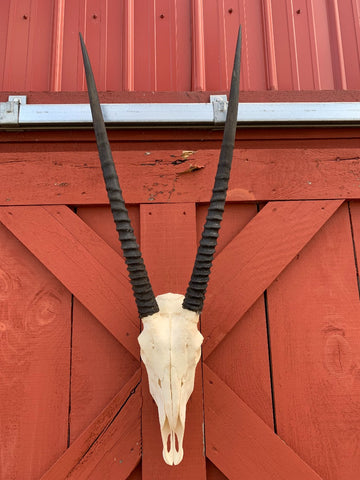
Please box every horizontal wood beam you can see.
[1,147,360,205]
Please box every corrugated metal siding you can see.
[0,0,360,92]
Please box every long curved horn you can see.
[79,33,159,319]
[183,27,242,313]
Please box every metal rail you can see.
[1,95,359,128]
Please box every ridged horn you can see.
[182,27,242,313]
[79,33,159,318]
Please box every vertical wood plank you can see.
[268,203,360,479]
[70,207,139,442]
[198,203,274,427]
[40,369,141,480]
[0,223,71,479]
[140,203,206,479]
[70,300,139,442]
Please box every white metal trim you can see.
[0,98,359,127]
[18,103,213,125]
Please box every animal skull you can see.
[80,27,241,465]
[138,293,203,465]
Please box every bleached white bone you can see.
[138,293,203,465]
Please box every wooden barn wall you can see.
[1,127,360,479]
[0,0,360,92]
[1,1,360,479]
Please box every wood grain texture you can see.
[0,222,71,480]
[140,203,196,296]
[0,205,139,358]
[1,146,360,205]
[69,206,139,443]
[140,203,206,479]
[204,366,322,480]
[200,204,273,427]
[268,202,360,479]
[69,300,139,443]
[202,199,343,358]
[40,369,141,480]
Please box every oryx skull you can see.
[80,29,241,465]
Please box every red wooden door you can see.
[1,128,360,479]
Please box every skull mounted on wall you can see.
[80,28,241,465]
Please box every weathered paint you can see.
[1,127,360,479]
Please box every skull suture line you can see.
[80,28,241,465]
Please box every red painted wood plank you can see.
[0,205,139,358]
[267,202,360,479]
[202,199,343,358]
[204,365,322,480]
[199,203,274,427]
[1,147,360,205]
[140,203,206,479]
[69,299,139,443]
[206,297,273,427]
[0,222,71,480]
[41,369,141,480]
[140,203,196,296]
[69,206,140,442]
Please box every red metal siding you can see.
[1,0,360,92]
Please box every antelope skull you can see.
[80,29,241,465]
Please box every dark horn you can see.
[182,26,242,313]
[79,33,159,318]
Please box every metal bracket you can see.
[0,96,27,125]
[8,95,27,105]
[210,94,228,124]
